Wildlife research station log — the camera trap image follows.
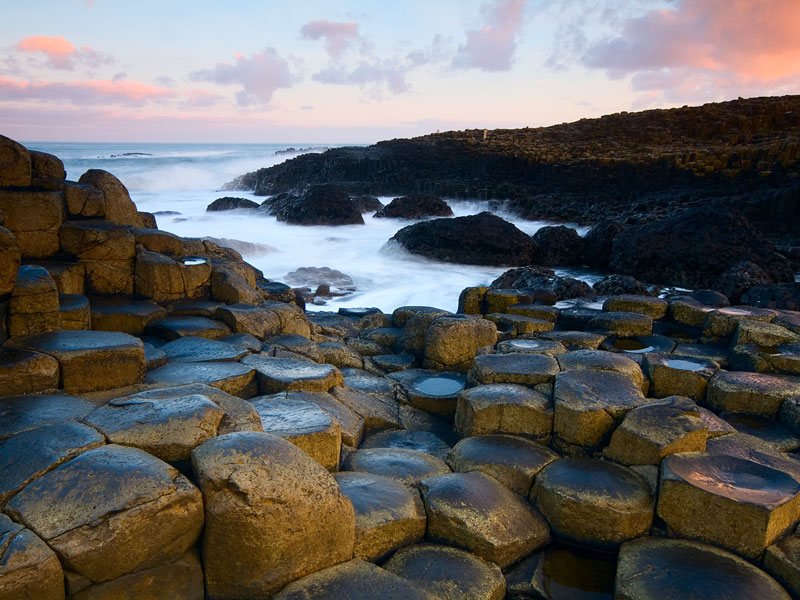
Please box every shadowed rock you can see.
[0,513,64,600]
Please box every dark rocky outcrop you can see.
[350,195,384,213]
[374,194,453,219]
[594,274,656,297]
[609,205,794,298]
[266,184,364,226]
[582,220,625,268]
[741,283,800,311]
[390,212,536,266]
[491,265,596,300]
[206,197,259,212]
[532,225,584,266]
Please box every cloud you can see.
[15,35,113,70]
[313,58,410,95]
[189,48,295,106]
[182,89,224,108]
[579,0,800,102]
[0,76,175,106]
[453,0,528,71]
[299,20,359,59]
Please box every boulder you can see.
[706,371,800,418]
[616,537,791,600]
[191,432,355,598]
[6,265,61,336]
[391,212,536,266]
[0,190,63,258]
[609,205,794,291]
[78,169,142,227]
[531,458,654,549]
[532,225,584,266]
[0,514,64,600]
[350,195,383,212]
[5,444,204,583]
[374,194,453,219]
[0,346,59,396]
[422,314,497,372]
[490,265,595,300]
[454,383,553,442]
[743,282,800,311]
[593,274,653,296]
[276,183,364,225]
[581,219,624,268]
[29,150,65,180]
[467,353,560,387]
[420,471,550,568]
[206,196,260,211]
[62,181,105,218]
[0,134,31,188]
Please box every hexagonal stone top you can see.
[11,329,143,355]
[241,355,343,392]
[0,394,96,441]
[662,452,800,508]
[496,338,567,355]
[467,353,560,386]
[361,429,451,460]
[249,397,334,437]
[343,448,450,488]
[160,336,249,363]
[616,537,791,600]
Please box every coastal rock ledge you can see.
[2,133,800,599]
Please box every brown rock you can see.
[0,134,31,188]
[0,346,59,396]
[0,513,64,600]
[78,169,141,227]
[7,265,62,336]
[0,190,63,257]
[0,226,20,296]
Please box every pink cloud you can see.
[581,0,800,101]
[453,0,528,71]
[0,77,175,106]
[189,48,295,106]
[183,89,224,108]
[15,35,113,70]
[300,20,359,59]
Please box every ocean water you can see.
[25,141,600,313]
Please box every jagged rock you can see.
[206,196,259,211]
[193,432,354,597]
[374,194,453,219]
[532,225,584,266]
[350,195,383,212]
[616,537,791,600]
[743,283,800,311]
[594,274,654,296]
[391,212,536,266]
[333,471,426,562]
[420,471,550,568]
[5,444,204,583]
[278,183,364,225]
[582,220,625,268]
[610,206,794,292]
[0,133,31,188]
[490,266,595,301]
[531,458,654,548]
[384,544,506,600]
[0,513,64,600]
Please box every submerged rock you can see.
[390,212,536,266]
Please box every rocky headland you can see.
[2,124,800,600]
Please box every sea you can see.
[24,141,602,313]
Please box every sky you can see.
[1,0,799,143]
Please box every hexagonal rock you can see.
[454,383,553,442]
[457,286,488,314]
[668,295,715,327]
[643,353,718,400]
[271,390,364,447]
[540,330,606,350]
[5,444,203,583]
[765,529,800,599]
[89,299,166,335]
[556,349,648,394]
[506,304,560,321]
[160,335,248,363]
[343,448,450,488]
[134,249,211,302]
[730,342,800,376]
[146,362,256,397]
[0,422,104,507]
[7,264,61,336]
[0,227,21,296]
[8,330,145,394]
[241,355,344,394]
[61,181,105,218]
[260,301,312,337]
[334,471,426,562]
[361,429,450,460]
[589,311,653,337]
[495,337,566,356]
[388,369,466,419]
[0,190,63,258]
[531,458,654,549]
[706,371,800,418]
[657,452,800,559]
[603,295,667,320]
[484,289,533,314]
[467,353,559,388]
[733,320,800,348]
[0,394,96,441]
[420,471,550,568]
[216,302,281,339]
[552,369,648,455]
[603,396,708,466]
[66,549,204,600]
[249,396,341,471]
[617,537,790,600]
[83,391,225,463]
[423,314,497,372]
[720,412,800,453]
[0,513,64,600]
[318,341,364,369]
[0,346,59,396]
[78,169,141,227]
[0,134,31,187]
[485,313,554,336]
[146,316,232,341]
[703,306,779,340]
[192,432,355,599]
[384,543,506,600]
[58,293,90,330]
[273,559,435,600]
[447,434,558,495]
[330,385,401,431]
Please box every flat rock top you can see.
[333,471,420,520]
[471,353,560,374]
[0,394,97,441]
[711,370,800,393]
[616,537,790,600]
[160,336,248,362]
[449,434,558,470]
[361,429,450,459]
[388,370,466,398]
[496,338,567,355]
[12,330,144,353]
[662,452,800,507]
[249,397,334,435]
[6,444,180,540]
[536,458,653,509]
[343,448,450,486]
[241,355,338,380]
[459,383,551,409]
[146,361,254,383]
[554,369,645,409]
[90,300,166,317]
